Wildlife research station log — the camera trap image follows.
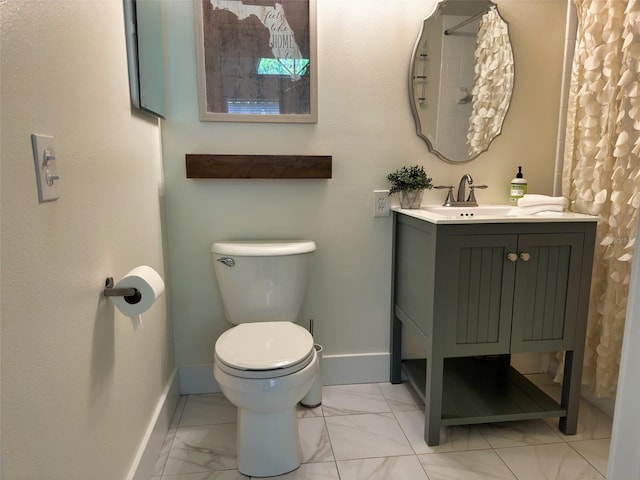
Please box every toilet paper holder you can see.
[103,277,142,303]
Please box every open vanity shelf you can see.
[390,210,597,445]
[402,358,565,426]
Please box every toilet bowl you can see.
[214,322,317,477]
[210,240,317,477]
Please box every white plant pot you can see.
[398,189,424,209]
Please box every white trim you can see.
[548,359,615,418]
[321,352,390,385]
[127,368,180,480]
[553,0,578,196]
[608,218,640,478]
[179,363,220,394]
[581,385,615,419]
[177,352,391,394]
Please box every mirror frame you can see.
[123,0,166,118]
[409,1,513,164]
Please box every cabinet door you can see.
[510,233,584,352]
[443,234,518,356]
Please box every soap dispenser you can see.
[510,166,527,205]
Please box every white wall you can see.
[608,218,640,479]
[162,0,567,387]
[1,2,174,479]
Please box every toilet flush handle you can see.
[217,257,235,267]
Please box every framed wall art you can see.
[193,0,317,123]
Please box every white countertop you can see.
[395,205,599,225]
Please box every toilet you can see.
[211,240,318,477]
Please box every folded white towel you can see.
[511,204,566,216]
[517,194,568,208]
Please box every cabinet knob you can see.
[506,252,518,262]
[519,252,531,262]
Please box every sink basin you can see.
[420,205,515,217]
[394,204,597,224]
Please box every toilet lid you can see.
[215,322,314,372]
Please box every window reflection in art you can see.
[198,0,315,120]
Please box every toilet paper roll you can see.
[110,265,165,331]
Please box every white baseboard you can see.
[580,386,615,418]
[322,352,390,385]
[178,352,391,394]
[548,358,615,418]
[128,368,180,480]
[179,364,220,394]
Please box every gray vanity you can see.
[390,207,597,445]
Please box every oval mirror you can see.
[409,0,514,163]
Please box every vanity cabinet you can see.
[390,212,596,445]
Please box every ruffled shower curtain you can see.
[561,0,640,397]
[466,7,514,157]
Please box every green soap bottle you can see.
[510,166,527,206]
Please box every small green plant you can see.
[387,165,433,195]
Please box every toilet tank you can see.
[211,240,316,324]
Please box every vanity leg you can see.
[497,354,511,374]
[559,350,582,435]
[424,354,444,445]
[391,315,403,384]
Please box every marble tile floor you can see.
[152,374,612,480]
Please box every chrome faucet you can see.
[435,174,488,207]
[457,174,474,203]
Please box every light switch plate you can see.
[31,134,59,202]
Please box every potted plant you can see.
[387,165,433,208]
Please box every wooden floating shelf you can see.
[402,357,566,426]
[185,154,332,179]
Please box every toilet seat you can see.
[215,322,315,379]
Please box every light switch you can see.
[31,134,60,202]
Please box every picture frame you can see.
[193,0,317,123]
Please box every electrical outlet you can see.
[373,189,391,217]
